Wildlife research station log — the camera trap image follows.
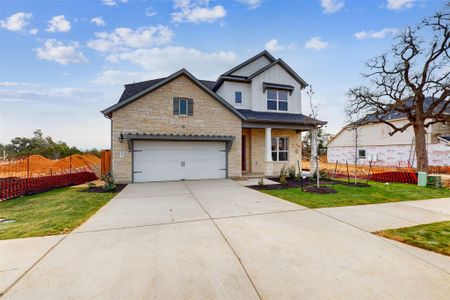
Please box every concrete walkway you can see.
[2,180,450,299]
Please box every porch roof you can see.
[238,109,326,129]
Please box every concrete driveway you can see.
[2,179,450,299]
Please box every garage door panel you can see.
[133,141,227,182]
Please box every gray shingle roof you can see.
[119,78,216,103]
[355,97,449,124]
[238,109,326,125]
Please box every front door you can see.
[242,136,246,171]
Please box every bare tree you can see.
[346,8,449,172]
[307,85,321,187]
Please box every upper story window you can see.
[179,99,187,115]
[235,91,242,104]
[267,89,288,111]
[173,98,193,116]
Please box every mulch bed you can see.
[83,184,127,193]
[248,177,369,194]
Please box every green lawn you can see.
[0,187,117,240]
[262,181,450,208]
[375,221,450,256]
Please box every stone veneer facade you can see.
[111,75,242,183]
[245,128,302,174]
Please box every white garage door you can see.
[133,140,227,182]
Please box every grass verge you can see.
[0,187,117,240]
[262,181,450,208]
[375,221,450,256]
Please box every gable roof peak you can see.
[222,50,276,76]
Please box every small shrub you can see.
[288,165,296,179]
[102,172,116,192]
[87,182,96,189]
[280,165,288,185]
[258,177,264,187]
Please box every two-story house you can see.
[102,50,326,183]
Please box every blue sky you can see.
[0,0,446,149]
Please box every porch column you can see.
[310,128,318,176]
[264,127,273,176]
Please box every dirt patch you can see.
[301,186,337,194]
[82,184,127,193]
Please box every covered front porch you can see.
[238,110,326,177]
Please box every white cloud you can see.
[46,15,71,33]
[90,17,106,27]
[29,28,38,35]
[0,81,99,103]
[304,37,330,50]
[102,0,128,6]
[87,25,173,52]
[35,39,88,65]
[264,39,295,52]
[237,0,263,9]
[145,7,157,17]
[355,28,399,40]
[92,70,152,85]
[171,0,226,23]
[265,39,283,52]
[0,12,32,32]
[386,0,414,10]
[320,0,344,14]
[105,46,238,79]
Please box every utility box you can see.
[417,172,427,187]
[427,175,442,188]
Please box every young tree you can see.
[346,9,449,172]
[302,128,332,159]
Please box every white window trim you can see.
[179,99,188,116]
[272,137,289,162]
[267,89,288,111]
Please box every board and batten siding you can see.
[231,55,272,77]
[251,64,303,114]
[216,81,252,110]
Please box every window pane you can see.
[267,100,277,110]
[278,101,288,111]
[279,152,288,161]
[271,137,277,151]
[179,99,187,115]
[272,152,277,161]
[235,91,242,103]
[267,89,277,100]
[358,150,366,158]
[279,91,288,100]
[279,138,288,150]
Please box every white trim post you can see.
[264,127,273,176]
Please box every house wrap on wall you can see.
[327,97,450,167]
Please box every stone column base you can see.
[264,161,273,176]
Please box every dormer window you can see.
[267,89,288,111]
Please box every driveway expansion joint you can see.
[183,181,263,300]
[73,217,211,234]
[313,207,450,276]
[1,235,67,297]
